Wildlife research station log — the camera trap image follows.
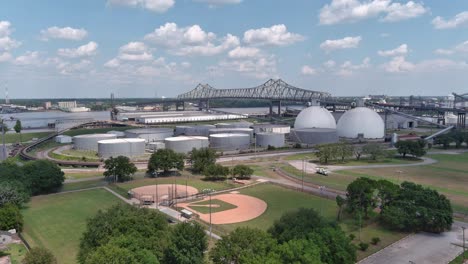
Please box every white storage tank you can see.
[125,128,174,142]
[209,128,254,140]
[73,134,116,151]
[215,122,252,129]
[107,130,126,138]
[256,133,285,148]
[164,136,209,154]
[252,124,290,134]
[337,107,384,139]
[98,138,146,158]
[147,142,165,152]
[175,125,216,137]
[55,135,72,144]
[294,106,336,130]
[290,128,339,145]
[210,133,250,151]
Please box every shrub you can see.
[348,234,356,241]
[358,242,369,251]
[371,237,380,245]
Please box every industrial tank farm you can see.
[209,128,254,140]
[210,133,250,151]
[290,128,338,145]
[164,136,209,154]
[337,107,385,139]
[291,106,338,145]
[73,134,117,151]
[97,138,146,158]
[174,125,216,137]
[252,124,290,134]
[125,128,174,142]
[215,122,253,129]
[256,133,285,148]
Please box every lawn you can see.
[2,243,28,264]
[60,179,107,192]
[3,132,52,144]
[21,189,122,264]
[61,149,100,161]
[450,250,467,264]
[64,171,104,180]
[217,183,338,233]
[188,199,237,214]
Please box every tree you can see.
[315,144,338,164]
[362,143,384,160]
[0,181,30,207]
[395,140,426,158]
[353,146,363,160]
[78,204,170,263]
[434,134,451,149]
[22,160,65,195]
[380,181,453,233]
[147,149,185,175]
[103,156,137,183]
[0,203,23,231]
[14,120,22,143]
[276,239,323,264]
[346,177,377,218]
[203,164,230,181]
[22,247,57,264]
[189,148,217,174]
[337,141,353,162]
[375,179,399,210]
[164,222,207,264]
[336,196,346,221]
[210,227,279,264]
[231,164,254,180]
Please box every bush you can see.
[358,242,369,251]
[23,247,57,264]
[348,234,356,241]
[293,143,302,149]
[267,145,276,150]
[371,237,380,245]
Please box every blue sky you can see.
[0,0,468,98]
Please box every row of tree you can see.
[341,177,453,233]
[315,142,388,164]
[434,130,468,149]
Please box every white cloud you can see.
[433,40,468,56]
[104,58,120,68]
[118,52,153,61]
[320,36,361,52]
[40,26,88,41]
[378,44,408,57]
[57,59,92,75]
[107,0,174,13]
[14,51,41,66]
[432,11,468,29]
[119,42,148,53]
[243,24,304,46]
[145,23,239,56]
[219,55,277,79]
[0,52,12,62]
[323,60,336,68]
[337,57,370,76]
[228,46,261,59]
[319,0,428,25]
[117,41,153,61]
[58,41,98,58]
[0,21,21,53]
[0,21,12,37]
[301,65,317,75]
[382,56,415,72]
[434,49,454,56]
[455,41,468,53]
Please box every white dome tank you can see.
[294,106,336,129]
[337,107,384,139]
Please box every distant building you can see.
[44,101,51,109]
[58,101,77,109]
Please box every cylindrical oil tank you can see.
[73,134,117,151]
[290,128,338,145]
[256,133,285,148]
[209,133,250,151]
[98,138,146,158]
[164,136,209,154]
[107,130,126,138]
[209,128,254,140]
[125,128,174,142]
[175,125,216,137]
[252,124,290,134]
[147,142,165,152]
[215,122,252,129]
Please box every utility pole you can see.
[463,226,466,263]
[1,119,6,161]
[209,191,212,241]
[155,171,158,209]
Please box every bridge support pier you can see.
[457,112,466,129]
[270,100,282,117]
[198,100,210,111]
[175,101,185,111]
[437,112,446,128]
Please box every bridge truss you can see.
[177,79,331,102]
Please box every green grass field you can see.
[64,171,103,180]
[449,250,467,264]
[3,132,52,144]
[60,179,108,192]
[2,244,28,264]
[21,189,122,264]
[188,199,237,214]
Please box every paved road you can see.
[359,221,468,264]
[288,157,437,174]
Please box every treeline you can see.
[434,130,468,149]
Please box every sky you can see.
[1,0,468,99]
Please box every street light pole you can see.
[155,171,159,209]
[302,158,305,192]
[209,191,212,241]
[463,226,466,263]
[1,119,6,160]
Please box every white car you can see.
[316,167,329,176]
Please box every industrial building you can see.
[337,107,385,139]
[209,133,250,151]
[215,122,253,128]
[125,128,174,142]
[256,133,285,148]
[73,134,116,151]
[164,136,209,154]
[97,138,146,158]
[174,125,216,137]
[55,135,72,144]
[252,124,290,134]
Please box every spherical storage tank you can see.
[210,133,250,151]
[294,106,336,129]
[175,125,216,137]
[125,128,174,142]
[73,134,116,151]
[337,107,384,139]
[256,133,285,148]
[98,138,145,159]
[165,136,209,154]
